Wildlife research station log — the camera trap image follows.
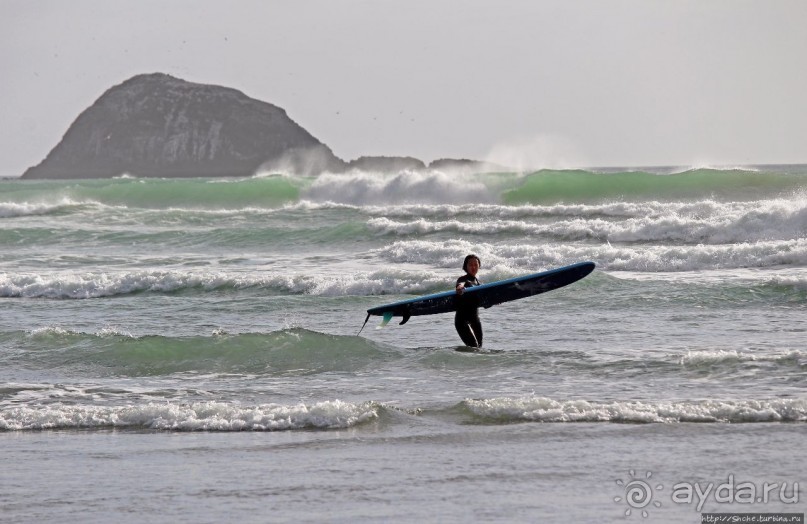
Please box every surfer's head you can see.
[462,254,481,275]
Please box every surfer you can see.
[455,254,483,348]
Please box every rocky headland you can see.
[21,73,498,179]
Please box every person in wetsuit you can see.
[455,254,483,348]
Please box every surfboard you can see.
[360,261,595,331]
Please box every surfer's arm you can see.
[456,282,465,295]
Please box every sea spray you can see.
[302,170,496,205]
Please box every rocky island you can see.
[21,73,499,179]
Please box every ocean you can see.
[1,166,805,523]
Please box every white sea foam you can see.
[0,270,236,299]
[367,201,666,218]
[675,164,761,173]
[679,349,805,366]
[463,396,807,423]
[4,245,806,300]
[97,326,135,338]
[768,274,807,291]
[367,217,529,236]
[680,349,756,365]
[24,326,138,342]
[290,201,670,218]
[364,197,807,243]
[4,234,807,300]
[373,238,807,273]
[0,268,451,299]
[0,200,79,218]
[0,400,378,431]
[27,326,70,335]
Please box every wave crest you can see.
[374,238,807,273]
[366,197,807,244]
[6,328,395,377]
[462,396,807,423]
[0,400,378,431]
[0,268,454,299]
[504,169,805,204]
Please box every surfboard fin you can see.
[377,311,393,329]
[399,314,410,325]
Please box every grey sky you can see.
[2,0,806,176]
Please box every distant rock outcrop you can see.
[428,158,508,173]
[346,156,426,172]
[22,73,346,179]
[21,73,507,179]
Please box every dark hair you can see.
[462,254,481,272]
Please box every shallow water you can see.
[1,166,805,521]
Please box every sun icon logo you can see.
[614,470,663,518]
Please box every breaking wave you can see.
[4,167,806,215]
[461,396,807,423]
[4,395,804,431]
[0,399,379,431]
[374,238,807,273]
[366,197,807,244]
[0,268,456,299]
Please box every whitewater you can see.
[1,166,805,522]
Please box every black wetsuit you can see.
[455,274,483,348]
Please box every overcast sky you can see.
[2,0,806,176]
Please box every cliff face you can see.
[22,73,346,179]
